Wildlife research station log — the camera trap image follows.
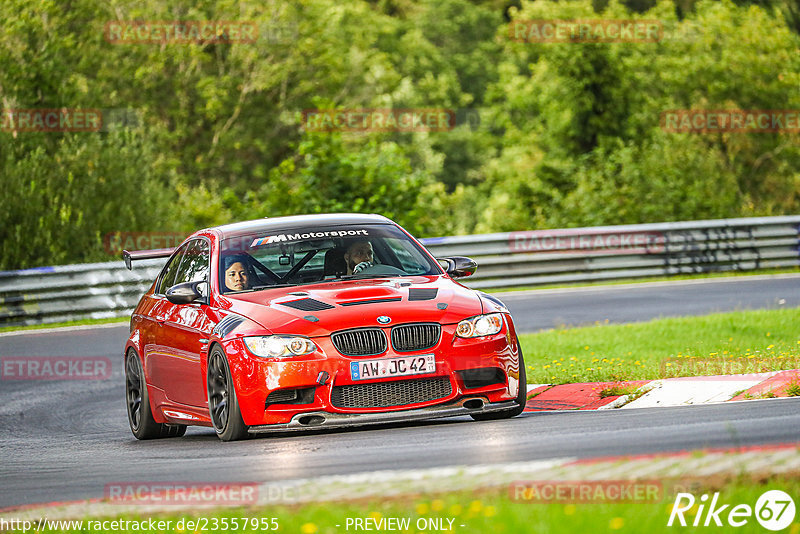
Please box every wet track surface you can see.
[1,275,799,508]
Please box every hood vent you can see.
[279,298,335,311]
[408,288,438,301]
[339,297,402,307]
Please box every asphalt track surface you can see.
[500,274,800,332]
[1,275,799,508]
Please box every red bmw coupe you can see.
[123,214,527,441]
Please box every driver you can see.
[223,255,251,292]
[343,240,374,275]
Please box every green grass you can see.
[487,267,799,294]
[0,317,126,333]
[23,476,800,533]
[744,390,779,400]
[598,384,641,399]
[520,308,800,384]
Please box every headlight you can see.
[243,336,317,358]
[455,313,504,338]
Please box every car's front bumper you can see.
[247,396,517,433]
[223,317,522,426]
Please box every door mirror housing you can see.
[166,281,207,305]
[437,256,478,279]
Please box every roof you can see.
[212,213,394,239]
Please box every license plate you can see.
[350,355,436,381]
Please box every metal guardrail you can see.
[1,216,798,327]
[427,215,800,289]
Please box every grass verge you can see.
[785,380,800,397]
[520,308,800,384]
[0,317,126,333]
[12,476,800,533]
[598,384,641,399]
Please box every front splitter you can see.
[247,397,517,433]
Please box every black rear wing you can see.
[122,248,175,270]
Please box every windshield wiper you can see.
[249,279,335,291]
[239,275,400,293]
[248,284,295,291]
[326,273,396,282]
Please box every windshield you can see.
[218,224,442,293]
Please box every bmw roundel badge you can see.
[377,316,391,324]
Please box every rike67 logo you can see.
[668,490,796,531]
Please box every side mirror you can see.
[166,281,206,305]
[437,256,478,279]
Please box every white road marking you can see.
[0,321,127,338]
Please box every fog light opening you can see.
[463,399,484,410]
[297,415,325,426]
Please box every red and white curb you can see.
[525,370,800,411]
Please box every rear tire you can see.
[207,347,249,441]
[470,340,527,421]
[125,349,187,439]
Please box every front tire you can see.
[207,347,249,441]
[125,349,186,439]
[470,340,527,421]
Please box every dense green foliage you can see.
[1,0,798,269]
